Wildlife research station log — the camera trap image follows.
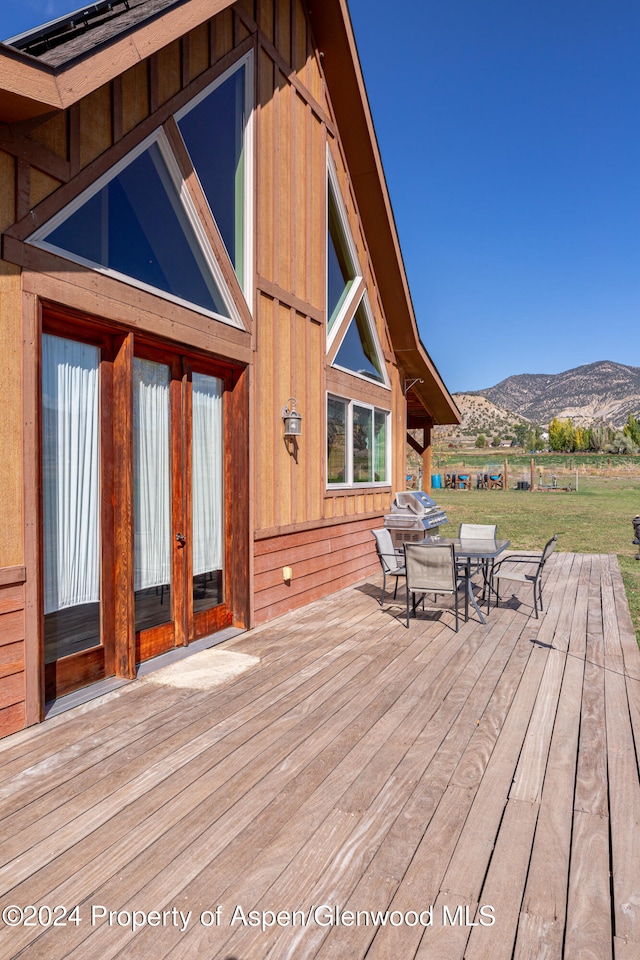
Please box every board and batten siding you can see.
[0,0,413,725]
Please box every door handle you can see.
[175,533,187,544]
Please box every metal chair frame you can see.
[493,534,558,618]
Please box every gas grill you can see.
[383,490,448,552]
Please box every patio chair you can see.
[403,542,463,630]
[493,534,558,618]
[458,522,498,581]
[372,529,406,606]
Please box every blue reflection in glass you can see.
[178,68,245,276]
[334,302,384,383]
[47,143,228,316]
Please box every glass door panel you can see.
[191,373,224,613]
[133,358,173,633]
[43,334,102,663]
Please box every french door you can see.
[42,315,236,700]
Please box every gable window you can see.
[327,395,390,487]
[333,296,386,384]
[28,55,253,325]
[327,158,362,337]
[176,54,253,298]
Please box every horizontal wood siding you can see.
[0,576,26,737]
[253,515,381,623]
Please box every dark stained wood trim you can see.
[256,274,322,323]
[112,76,124,143]
[0,567,26,587]
[113,332,135,679]
[233,2,259,37]
[231,363,251,629]
[0,125,70,182]
[406,432,426,457]
[16,159,30,222]
[257,27,335,133]
[181,33,191,90]
[68,103,81,177]
[22,291,43,725]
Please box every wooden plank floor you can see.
[0,552,639,959]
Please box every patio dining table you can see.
[422,536,510,625]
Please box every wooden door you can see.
[42,320,117,701]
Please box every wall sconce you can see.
[282,398,302,437]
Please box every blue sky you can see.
[3,0,640,392]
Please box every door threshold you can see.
[44,626,246,718]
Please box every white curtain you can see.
[134,359,172,590]
[42,334,101,614]
[192,373,223,576]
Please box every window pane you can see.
[327,187,356,329]
[46,143,229,316]
[353,405,373,483]
[134,358,172,632]
[178,67,246,284]
[334,299,384,383]
[192,373,224,612]
[42,334,101,662]
[327,398,347,484]
[374,410,387,482]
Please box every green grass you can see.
[434,476,640,642]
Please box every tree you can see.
[491,435,501,447]
[624,412,640,447]
[513,424,528,448]
[606,431,639,455]
[549,417,575,452]
[475,434,487,448]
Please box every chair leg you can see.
[406,590,411,628]
[380,570,386,606]
[454,589,459,632]
[393,577,399,600]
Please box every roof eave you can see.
[0,0,233,123]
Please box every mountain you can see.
[433,393,530,445]
[468,361,640,428]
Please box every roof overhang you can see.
[0,0,460,425]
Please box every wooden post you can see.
[530,458,535,492]
[422,424,432,493]
[503,458,508,491]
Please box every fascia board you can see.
[0,0,236,122]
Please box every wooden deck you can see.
[1,552,639,959]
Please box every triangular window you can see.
[333,296,386,385]
[176,58,250,292]
[327,162,361,336]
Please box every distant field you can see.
[433,477,640,642]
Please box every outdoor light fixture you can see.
[282,397,302,437]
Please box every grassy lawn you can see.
[433,477,640,642]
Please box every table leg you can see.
[466,560,486,625]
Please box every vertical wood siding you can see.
[0,0,416,726]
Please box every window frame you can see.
[326,392,391,489]
[174,51,255,310]
[326,153,363,349]
[27,53,256,328]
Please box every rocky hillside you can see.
[434,394,531,445]
[470,361,640,428]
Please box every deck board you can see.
[0,552,638,959]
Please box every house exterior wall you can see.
[0,0,419,732]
